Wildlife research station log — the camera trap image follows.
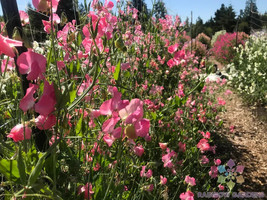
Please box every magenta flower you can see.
[119,99,150,138]
[19,11,29,26]
[185,175,196,186]
[102,114,120,134]
[168,43,179,54]
[197,138,210,152]
[0,34,22,58]
[180,191,194,200]
[35,114,57,130]
[178,141,186,152]
[218,184,225,191]
[78,183,94,200]
[214,159,221,166]
[159,142,168,150]
[35,80,56,116]
[32,0,60,13]
[100,87,129,115]
[200,155,209,164]
[103,133,115,147]
[162,149,176,169]
[19,84,39,112]
[17,50,46,80]
[1,58,15,73]
[160,175,167,185]
[209,166,218,178]
[134,145,144,157]
[140,166,153,178]
[7,124,32,142]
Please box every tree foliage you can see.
[154,0,167,20]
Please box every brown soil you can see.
[216,90,267,195]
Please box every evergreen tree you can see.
[154,0,167,20]
[193,17,204,37]
[214,4,237,32]
[243,0,262,32]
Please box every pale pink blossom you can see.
[180,191,194,200]
[185,175,196,186]
[19,11,29,26]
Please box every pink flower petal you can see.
[35,114,57,130]
[0,35,22,58]
[19,84,39,112]
[7,124,31,142]
[135,118,150,137]
[102,116,120,133]
[35,81,56,115]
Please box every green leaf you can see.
[27,153,45,187]
[27,139,59,187]
[76,114,84,134]
[151,112,157,120]
[0,159,20,181]
[175,96,181,106]
[114,60,121,81]
[17,145,27,185]
[145,59,150,68]
[77,32,82,46]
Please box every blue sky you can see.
[1,0,267,22]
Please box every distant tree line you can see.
[130,0,266,37]
[191,0,267,37]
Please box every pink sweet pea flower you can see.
[42,20,52,34]
[214,159,221,166]
[160,175,167,185]
[19,84,39,112]
[168,43,179,54]
[162,149,176,169]
[197,138,210,152]
[134,145,144,157]
[178,141,186,152]
[119,99,150,138]
[185,175,196,186]
[17,50,47,80]
[103,133,115,147]
[35,114,57,130]
[121,63,130,71]
[49,13,60,24]
[104,0,114,10]
[35,80,56,116]
[78,183,94,200]
[180,190,194,200]
[7,124,32,142]
[0,34,23,58]
[100,87,128,115]
[19,11,29,26]
[1,58,15,73]
[209,166,218,178]
[32,0,60,13]
[140,166,153,178]
[218,184,225,191]
[102,115,120,134]
[200,155,209,164]
[159,142,168,150]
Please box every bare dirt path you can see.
[216,90,267,194]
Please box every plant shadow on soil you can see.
[213,129,267,196]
